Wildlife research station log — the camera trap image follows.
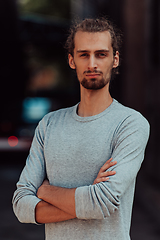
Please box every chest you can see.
[44,118,115,188]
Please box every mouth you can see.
[85,73,100,78]
[84,71,102,79]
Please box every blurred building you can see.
[0,0,159,171]
[0,0,160,174]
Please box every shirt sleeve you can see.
[12,117,47,224]
[75,112,150,219]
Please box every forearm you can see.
[37,185,76,217]
[35,200,76,224]
[37,159,116,218]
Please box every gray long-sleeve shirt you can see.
[12,99,150,240]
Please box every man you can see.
[13,18,150,240]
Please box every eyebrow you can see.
[77,49,110,53]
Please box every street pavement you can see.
[0,163,160,240]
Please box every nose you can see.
[88,55,97,71]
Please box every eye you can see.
[96,52,107,58]
[80,53,89,57]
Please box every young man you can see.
[13,18,150,240]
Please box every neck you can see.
[78,84,113,117]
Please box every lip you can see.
[85,74,100,78]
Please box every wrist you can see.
[37,185,50,200]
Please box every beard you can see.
[80,77,109,90]
[80,70,111,90]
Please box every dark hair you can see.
[65,18,123,75]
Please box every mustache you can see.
[83,70,103,74]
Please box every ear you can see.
[113,51,119,68]
[68,54,76,69]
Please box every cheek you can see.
[74,66,83,81]
[103,63,114,77]
[75,63,85,76]
[105,59,114,70]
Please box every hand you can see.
[37,179,76,217]
[93,158,117,184]
[37,179,50,199]
[42,179,50,185]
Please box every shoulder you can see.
[38,105,75,128]
[113,99,149,125]
[32,106,75,142]
[112,100,150,138]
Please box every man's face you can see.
[68,31,119,90]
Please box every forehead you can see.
[74,31,112,51]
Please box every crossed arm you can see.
[35,158,117,224]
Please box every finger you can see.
[43,179,50,185]
[100,158,116,170]
[93,177,109,184]
[106,158,113,162]
[100,171,116,177]
[99,158,113,172]
[100,160,117,172]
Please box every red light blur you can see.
[8,136,19,147]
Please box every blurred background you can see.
[0,0,160,239]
